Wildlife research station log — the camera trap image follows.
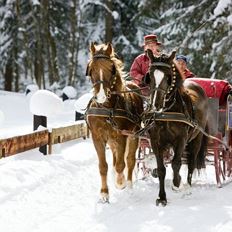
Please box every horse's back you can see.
[183,79,208,129]
[125,81,144,115]
[184,79,208,108]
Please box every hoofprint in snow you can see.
[1,91,232,232]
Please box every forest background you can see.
[0,0,231,95]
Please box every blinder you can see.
[149,61,177,110]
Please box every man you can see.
[130,34,162,95]
[176,54,195,79]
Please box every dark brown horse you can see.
[144,49,208,206]
[85,43,143,203]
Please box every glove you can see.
[142,72,151,85]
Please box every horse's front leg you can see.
[172,139,186,190]
[149,130,167,206]
[125,136,138,188]
[92,133,109,203]
[114,136,127,189]
[156,150,167,206]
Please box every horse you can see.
[143,49,208,206]
[85,42,143,203]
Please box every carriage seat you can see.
[190,78,232,107]
[189,78,231,136]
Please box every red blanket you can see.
[189,78,231,106]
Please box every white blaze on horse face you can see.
[153,69,164,108]
[96,69,107,103]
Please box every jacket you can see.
[130,53,150,95]
[184,68,195,79]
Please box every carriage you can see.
[137,77,232,188]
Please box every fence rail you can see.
[0,122,88,158]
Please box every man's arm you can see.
[130,58,144,86]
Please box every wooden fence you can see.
[0,122,88,158]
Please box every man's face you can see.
[176,59,187,72]
[145,43,161,56]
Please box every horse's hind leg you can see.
[92,134,109,202]
[186,133,205,185]
[125,136,138,188]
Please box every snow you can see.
[31,0,40,6]
[74,92,93,113]
[1,91,232,232]
[228,14,232,25]
[214,0,231,16]
[26,84,39,94]
[62,86,77,99]
[0,109,4,125]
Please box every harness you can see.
[86,107,140,124]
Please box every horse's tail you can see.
[196,123,209,170]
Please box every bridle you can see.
[87,53,118,99]
[149,61,177,111]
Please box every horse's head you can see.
[146,49,183,111]
[86,42,124,104]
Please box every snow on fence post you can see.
[74,92,93,121]
[61,86,82,120]
[30,90,63,155]
[25,84,39,97]
[62,86,77,101]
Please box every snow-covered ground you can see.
[0,91,232,232]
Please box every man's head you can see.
[176,54,188,72]
[143,34,162,57]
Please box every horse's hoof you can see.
[115,173,126,189]
[151,168,158,178]
[127,180,133,189]
[115,181,127,189]
[156,198,167,207]
[172,181,184,192]
[98,198,110,204]
[98,193,109,204]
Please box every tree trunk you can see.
[41,0,53,85]
[4,58,13,91]
[68,0,79,86]
[105,0,113,43]
[33,4,44,88]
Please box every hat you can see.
[176,55,188,64]
[143,34,162,46]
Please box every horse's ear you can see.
[146,49,154,62]
[105,43,113,56]
[169,50,176,62]
[90,42,96,53]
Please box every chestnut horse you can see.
[85,43,143,203]
[144,49,208,206]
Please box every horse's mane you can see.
[173,60,186,94]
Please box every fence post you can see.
[75,111,84,121]
[33,115,47,155]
